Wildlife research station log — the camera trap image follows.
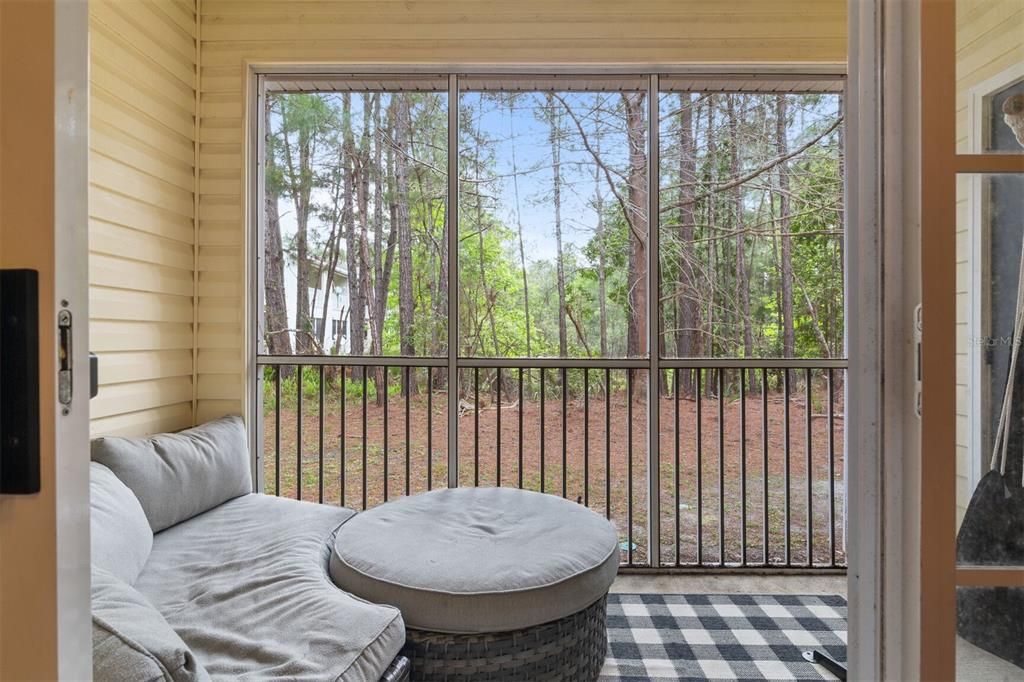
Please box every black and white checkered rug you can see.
[601,594,847,681]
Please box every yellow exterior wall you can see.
[954,0,1024,526]
[194,0,848,422]
[89,0,199,436]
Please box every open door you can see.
[0,2,91,678]
[920,0,1024,678]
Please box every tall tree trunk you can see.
[546,93,568,357]
[593,145,608,357]
[394,94,417,393]
[623,92,648,357]
[280,106,315,354]
[343,94,366,375]
[775,94,796,365]
[728,95,754,390]
[507,100,532,358]
[263,100,292,357]
[675,93,698,395]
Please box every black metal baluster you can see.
[362,369,368,511]
[297,365,303,502]
[405,366,411,497]
[518,368,524,489]
[584,369,590,508]
[828,368,836,567]
[674,368,681,566]
[740,372,747,567]
[627,368,634,566]
[806,367,814,566]
[696,368,703,566]
[783,368,791,566]
[274,366,281,497]
[762,367,769,565]
[605,368,611,521]
[427,367,433,491]
[496,367,502,487]
[562,366,568,499]
[717,369,725,566]
[383,368,389,502]
[318,365,325,504]
[340,367,346,507]
[540,369,546,494]
[474,367,480,487]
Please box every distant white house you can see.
[283,252,351,354]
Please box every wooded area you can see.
[263,85,844,397]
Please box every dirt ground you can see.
[262,388,846,568]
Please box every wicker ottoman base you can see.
[400,595,608,682]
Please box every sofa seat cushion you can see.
[92,567,210,682]
[135,494,404,681]
[329,487,619,634]
[91,415,252,532]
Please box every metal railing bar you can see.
[274,366,281,497]
[674,368,681,567]
[496,367,502,487]
[474,367,480,487]
[783,369,792,566]
[518,368,524,489]
[362,370,368,511]
[584,369,590,507]
[561,366,568,499]
[457,357,649,369]
[660,358,848,369]
[740,371,748,567]
[297,364,303,502]
[427,367,433,491]
[762,367,769,564]
[405,367,411,496]
[627,367,634,566]
[318,364,325,504]
[257,354,446,367]
[717,369,725,567]
[696,368,703,566]
[540,369,546,494]
[805,367,813,566]
[383,367,389,502]
[605,368,611,520]
[340,368,346,507]
[828,368,836,567]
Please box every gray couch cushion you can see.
[135,494,404,681]
[92,567,210,682]
[91,462,153,585]
[91,415,251,532]
[329,487,619,633]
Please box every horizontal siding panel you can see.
[197,272,242,298]
[91,321,194,353]
[91,122,195,191]
[196,399,243,424]
[90,221,194,270]
[91,1,196,88]
[90,153,195,219]
[148,0,197,39]
[91,377,194,420]
[197,373,243,401]
[92,91,195,165]
[90,185,194,244]
[90,403,194,438]
[90,287,193,324]
[197,322,243,350]
[90,253,194,297]
[198,349,242,376]
[96,349,194,385]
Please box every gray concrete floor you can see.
[611,573,847,596]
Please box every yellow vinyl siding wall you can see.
[194,0,847,422]
[89,0,198,436]
[954,0,1024,526]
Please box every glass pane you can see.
[263,87,448,356]
[955,174,1024,567]
[957,586,1024,679]
[657,91,844,359]
[457,83,648,358]
[956,0,1024,154]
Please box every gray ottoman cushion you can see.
[91,415,251,532]
[329,487,619,633]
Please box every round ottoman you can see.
[329,487,619,682]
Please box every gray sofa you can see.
[89,415,409,681]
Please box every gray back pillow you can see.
[92,566,210,682]
[91,462,153,585]
[91,415,252,532]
